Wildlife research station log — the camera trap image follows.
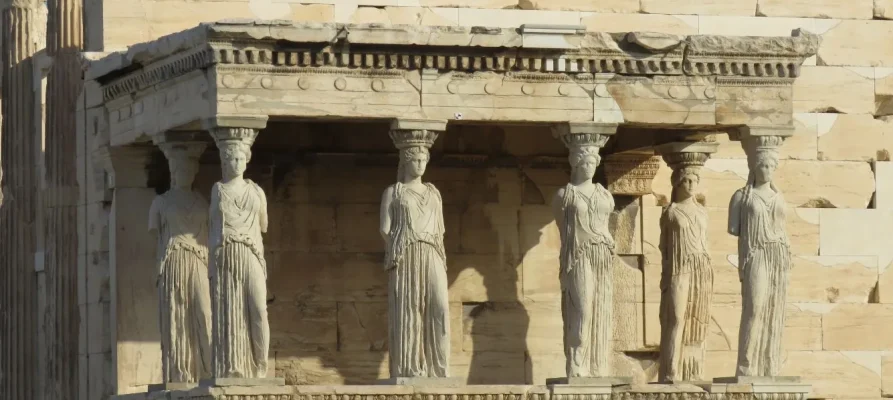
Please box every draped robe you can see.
[555,183,615,377]
[149,189,212,383]
[383,182,450,378]
[209,180,270,378]
[658,199,712,382]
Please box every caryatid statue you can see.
[728,132,791,377]
[208,126,270,379]
[552,123,617,378]
[379,119,450,378]
[655,142,718,383]
[148,140,212,383]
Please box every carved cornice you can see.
[101,46,214,102]
[90,21,819,103]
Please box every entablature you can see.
[83,20,819,147]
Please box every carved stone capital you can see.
[656,141,720,170]
[93,145,153,189]
[389,119,446,150]
[552,122,617,150]
[603,152,662,196]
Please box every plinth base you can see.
[147,381,198,392]
[546,377,633,386]
[710,376,810,395]
[378,377,466,387]
[200,377,286,387]
[626,383,706,393]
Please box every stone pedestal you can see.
[147,381,199,392]
[546,377,633,386]
[378,377,466,387]
[201,377,286,387]
[709,377,810,399]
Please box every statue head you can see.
[671,166,701,201]
[397,146,430,181]
[569,146,601,182]
[751,149,778,185]
[160,142,205,190]
[218,140,252,181]
[744,136,783,186]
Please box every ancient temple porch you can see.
[82,20,818,400]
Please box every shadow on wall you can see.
[178,121,578,384]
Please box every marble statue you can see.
[209,128,270,378]
[148,141,212,383]
[380,125,450,378]
[552,132,615,378]
[656,144,716,383]
[728,135,791,377]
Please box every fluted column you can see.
[43,0,84,393]
[0,0,43,399]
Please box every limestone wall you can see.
[90,1,893,398]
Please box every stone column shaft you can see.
[44,0,83,394]
[0,0,42,399]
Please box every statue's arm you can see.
[258,186,269,234]
[552,189,565,238]
[380,186,395,242]
[728,189,744,237]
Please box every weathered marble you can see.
[380,119,451,378]
[727,130,793,377]
[551,122,617,378]
[208,122,271,379]
[655,141,718,383]
[149,140,212,383]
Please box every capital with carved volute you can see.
[552,122,617,165]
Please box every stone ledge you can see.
[110,383,812,400]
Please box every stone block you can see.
[519,205,561,301]
[450,351,527,384]
[610,196,642,255]
[461,302,530,353]
[694,159,874,209]
[817,113,893,161]
[289,3,335,22]
[698,15,836,40]
[419,0,515,8]
[87,301,110,354]
[267,252,388,302]
[642,0,755,16]
[819,209,893,268]
[267,203,337,253]
[757,0,873,19]
[335,203,381,253]
[818,20,893,67]
[145,2,263,40]
[789,256,878,303]
[349,6,459,26]
[712,113,818,161]
[457,8,581,28]
[459,203,521,256]
[823,304,893,350]
[782,351,882,398]
[276,351,389,385]
[794,67,876,114]
[706,303,823,352]
[519,0,639,13]
[581,13,699,35]
[103,17,149,50]
[878,67,893,116]
[879,0,893,19]
[715,83,792,127]
[89,352,112,399]
[883,353,893,396]
[268,301,337,352]
[703,350,740,380]
[448,253,522,302]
